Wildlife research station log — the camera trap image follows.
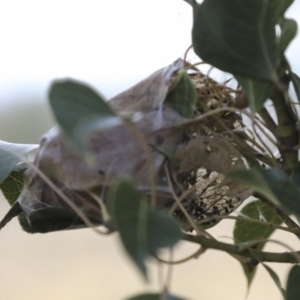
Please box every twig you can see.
[1,148,110,235]
[258,107,277,137]
[156,246,206,265]
[196,214,300,235]
[126,120,157,207]
[183,45,193,67]
[183,233,300,264]
[164,164,211,238]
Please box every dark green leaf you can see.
[165,70,197,118]
[235,76,273,112]
[109,180,182,278]
[0,167,32,232]
[291,162,300,186]
[0,168,26,205]
[286,265,300,300]
[262,264,286,298]
[233,200,281,287]
[183,0,196,8]
[26,207,94,233]
[277,0,294,17]
[192,0,285,80]
[0,202,23,230]
[0,141,37,183]
[290,72,300,103]
[49,80,117,150]
[125,293,187,300]
[227,168,300,218]
[1,204,103,234]
[279,18,298,52]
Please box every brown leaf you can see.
[175,136,244,174]
[109,59,183,113]
[27,107,183,191]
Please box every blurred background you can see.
[0,1,300,299]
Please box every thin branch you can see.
[164,164,211,238]
[7,151,110,235]
[156,246,206,265]
[126,120,157,206]
[196,214,300,235]
[258,107,277,137]
[183,233,300,264]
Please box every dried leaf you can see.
[109,59,184,113]
[30,106,182,192]
[173,137,251,229]
[175,136,244,174]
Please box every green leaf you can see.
[0,141,37,183]
[277,0,294,17]
[165,70,197,118]
[26,207,96,233]
[286,265,300,300]
[183,0,196,8]
[0,168,26,205]
[109,180,182,278]
[279,18,298,52]
[49,80,118,150]
[235,76,273,112]
[290,72,300,103]
[125,293,187,300]
[262,264,286,298]
[290,162,300,186]
[191,0,287,81]
[0,168,32,232]
[233,200,281,287]
[227,168,300,218]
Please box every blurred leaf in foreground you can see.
[286,265,300,300]
[125,293,187,300]
[109,180,182,279]
[0,141,37,183]
[262,264,286,299]
[227,168,300,218]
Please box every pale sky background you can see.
[1,1,300,300]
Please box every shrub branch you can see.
[183,233,300,264]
